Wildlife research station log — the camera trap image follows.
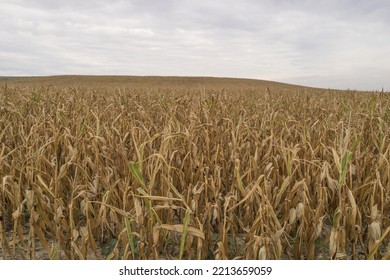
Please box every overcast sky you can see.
[1,0,389,90]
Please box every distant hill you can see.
[0,77,23,81]
[0,75,312,90]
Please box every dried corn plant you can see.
[0,79,389,260]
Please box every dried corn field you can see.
[0,77,389,260]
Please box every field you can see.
[0,76,389,260]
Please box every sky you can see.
[1,0,389,90]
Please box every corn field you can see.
[0,78,389,259]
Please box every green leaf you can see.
[125,217,135,259]
[179,209,191,260]
[338,150,352,187]
[129,161,146,188]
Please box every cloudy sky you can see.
[1,0,389,90]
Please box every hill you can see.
[0,75,311,91]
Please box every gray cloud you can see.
[1,0,389,90]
